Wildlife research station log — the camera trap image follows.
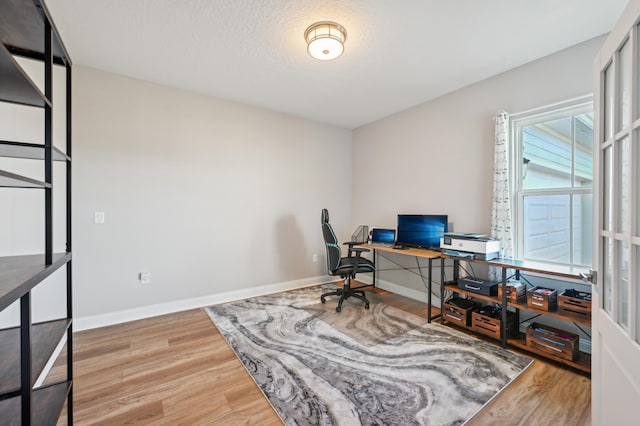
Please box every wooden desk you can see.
[356,243,441,322]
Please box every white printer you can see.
[440,233,501,260]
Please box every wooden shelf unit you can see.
[443,283,592,327]
[440,255,592,373]
[0,0,73,424]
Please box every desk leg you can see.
[440,257,445,324]
[427,258,432,322]
[372,249,377,287]
[501,267,508,348]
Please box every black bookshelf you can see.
[0,0,73,424]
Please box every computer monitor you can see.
[371,228,396,244]
[396,214,448,249]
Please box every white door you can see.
[593,0,640,424]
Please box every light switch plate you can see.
[94,211,105,224]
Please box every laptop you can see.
[370,228,396,247]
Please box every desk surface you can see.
[440,253,589,280]
[357,243,441,259]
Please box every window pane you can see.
[604,237,613,314]
[636,246,640,344]
[637,24,640,122]
[523,194,570,263]
[619,40,631,131]
[523,117,573,190]
[617,136,630,234]
[514,99,593,269]
[572,194,593,266]
[604,145,613,231]
[636,132,640,237]
[617,240,630,328]
[604,63,614,140]
[574,113,593,187]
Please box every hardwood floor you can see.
[51,286,590,425]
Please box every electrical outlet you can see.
[139,271,151,284]
[312,254,319,263]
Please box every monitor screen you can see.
[396,214,448,249]
[371,228,396,244]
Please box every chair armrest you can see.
[343,242,368,248]
[348,247,370,258]
[342,242,369,257]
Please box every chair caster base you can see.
[320,284,370,313]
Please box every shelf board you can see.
[0,141,70,161]
[507,300,592,327]
[441,254,590,281]
[0,0,68,62]
[0,42,49,107]
[441,320,591,373]
[0,169,50,188]
[444,284,592,327]
[508,335,591,374]
[0,381,70,426]
[0,319,71,395]
[444,283,499,304]
[0,253,72,312]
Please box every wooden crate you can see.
[527,286,558,311]
[443,298,478,327]
[558,289,592,319]
[498,281,526,303]
[526,323,579,361]
[471,308,518,340]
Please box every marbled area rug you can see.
[206,284,531,426]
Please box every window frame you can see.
[510,95,594,267]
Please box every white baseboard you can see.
[75,275,333,331]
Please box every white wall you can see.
[2,35,604,329]
[72,66,352,324]
[352,35,605,298]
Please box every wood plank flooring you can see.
[50,286,590,425]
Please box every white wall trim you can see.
[75,275,335,331]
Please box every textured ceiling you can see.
[47,0,627,129]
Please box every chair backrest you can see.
[321,209,341,274]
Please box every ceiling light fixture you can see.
[304,21,347,60]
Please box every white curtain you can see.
[489,110,513,282]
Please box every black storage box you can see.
[458,277,498,296]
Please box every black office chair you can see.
[320,209,375,312]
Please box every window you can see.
[511,97,593,267]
